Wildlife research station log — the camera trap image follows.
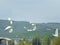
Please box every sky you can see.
[0,0,60,23]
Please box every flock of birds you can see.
[4,18,37,33]
[3,18,59,37]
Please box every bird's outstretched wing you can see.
[5,26,12,30]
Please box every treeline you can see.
[7,35,60,45]
[16,35,60,45]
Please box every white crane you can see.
[52,28,58,37]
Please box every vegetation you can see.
[17,35,60,45]
[0,20,60,45]
[0,20,60,39]
[8,40,14,45]
[17,38,32,45]
[32,35,41,45]
[42,36,50,45]
[51,36,60,45]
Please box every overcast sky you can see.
[0,0,60,23]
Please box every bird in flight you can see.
[4,18,13,33]
[52,28,58,37]
[24,22,36,32]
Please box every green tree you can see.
[42,36,50,45]
[17,38,32,45]
[51,36,60,45]
[32,35,41,45]
[8,40,14,45]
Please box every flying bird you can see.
[27,29,33,32]
[33,25,36,31]
[8,18,13,24]
[9,28,13,33]
[52,28,58,37]
[4,26,13,33]
[4,18,13,33]
[5,26,12,30]
[32,23,35,26]
[24,23,36,32]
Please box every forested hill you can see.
[0,20,60,39]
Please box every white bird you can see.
[9,28,13,33]
[27,29,33,32]
[24,26,33,31]
[32,23,35,26]
[8,18,13,24]
[10,21,13,24]
[5,26,12,30]
[4,26,13,33]
[4,18,13,33]
[8,18,12,21]
[32,23,36,31]
[53,28,58,37]
[24,24,36,32]
[24,22,36,32]
[33,25,36,31]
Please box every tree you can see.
[32,35,41,45]
[51,36,60,45]
[42,36,50,45]
[8,40,14,45]
[17,38,32,45]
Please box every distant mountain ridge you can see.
[0,20,60,39]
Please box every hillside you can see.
[0,20,60,39]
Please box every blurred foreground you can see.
[0,35,60,45]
